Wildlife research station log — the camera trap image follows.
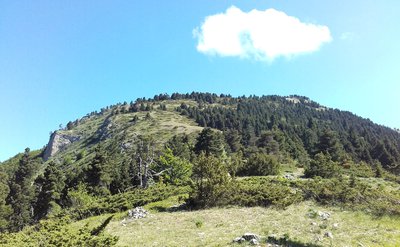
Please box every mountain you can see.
[1,92,400,246]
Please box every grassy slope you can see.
[45,99,203,168]
[85,199,400,247]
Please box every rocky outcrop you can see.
[233,233,260,245]
[43,131,80,160]
[127,207,148,219]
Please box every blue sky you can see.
[1,0,400,161]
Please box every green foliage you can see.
[229,178,303,208]
[257,131,280,155]
[195,219,203,228]
[194,128,225,156]
[6,148,39,231]
[239,152,280,176]
[67,183,189,220]
[34,162,66,220]
[0,172,12,232]
[304,153,340,178]
[314,129,344,162]
[0,216,118,247]
[166,134,193,161]
[85,145,112,195]
[375,160,384,178]
[156,148,192,185]
[189,152,231,208]
[295,177,400,216]
[175,93,400,172]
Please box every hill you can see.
[1,92,400,246]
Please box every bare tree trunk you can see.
[138,156,143,188]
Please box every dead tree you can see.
[135,136,156,188]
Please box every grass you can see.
[102,200,400,247]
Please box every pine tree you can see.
[189,152,231,208]
[86,145,111,195]
[7,148,38,231]
[194,128,225,156]
[34,162,65,220]
[0,172,12,231]
[315,129,344,162]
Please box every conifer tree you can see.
[194,128,225,156]
[34,162,65,220]
[0,172,11,231]
[7,148,38,231]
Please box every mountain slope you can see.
[1,92,400,245]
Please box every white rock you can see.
[318,211,331,220]
[242,233,260,241]
[249,238,259,245]
[325,232,333,238]
[233,237,245,243]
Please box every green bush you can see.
[67,183,190,220]
[304,153,340,178]
[0,216,118,247]
[239,152,280,176]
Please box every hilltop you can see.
[1,92,400,246]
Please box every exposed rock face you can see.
[43,131,80,160]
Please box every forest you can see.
[1,92,400,246]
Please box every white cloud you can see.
[194,6,332,61]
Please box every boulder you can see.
[233,237,245,243]
[324,232,333,239]
[242,233,260,241]
[128,207,148,219]
[318,211,331,220]
[249,238,259,245]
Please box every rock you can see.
[318,211,331,220]
[127,207,148,219]
[120,218,127,226]
[333,223,339,229]
[43,131,81,160]
[233,237,245,243]
[283,173,295,180]
[310,222,317,226]
[324,232,333,239]
[249,238,259,245]
[242,233,260,241]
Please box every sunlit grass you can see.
[103,200,400,247]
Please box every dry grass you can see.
[104,201,400,247]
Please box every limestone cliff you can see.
[43,131,80,160]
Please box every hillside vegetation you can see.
[1,92,400,246]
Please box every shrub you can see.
[0,216,118,247]
[188,153,231,208]
[239,152,280,176]
[304,153,340,178]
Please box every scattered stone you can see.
[249,238,259,245]
[318,211,331,220]
[242,233,260,241]
[128,207,148,219]
[120,218,127,226]
[310,222,317,226]
[283,173,295,180]
[333,223,339,229]
[233,237,245,243]
[324,232,333,239]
